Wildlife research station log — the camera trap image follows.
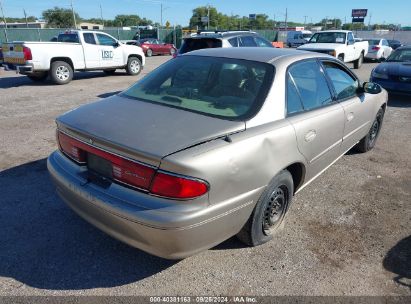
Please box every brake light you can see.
[23,46,32,60]
[56,131,209,198]
[58,132,86,163]
[372,46,380,51]
[150,172,208,199]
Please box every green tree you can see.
[42,7,80,28]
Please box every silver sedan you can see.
[48,48,388,259]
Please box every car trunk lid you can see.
[57,94,245,167]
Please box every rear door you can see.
[321,60,374,152]
[95,33,123,68]
[286,59,345,181]
[81,32,100,69]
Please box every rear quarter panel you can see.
[160,119,306,208]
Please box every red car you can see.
[138,39,176,57]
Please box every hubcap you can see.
[56,66,70,81]
[130,60,140,74]
[369,119,379,143]
[263,186,287,235]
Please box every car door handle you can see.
[304,130,317,142]
[347,112,355,122]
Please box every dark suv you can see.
[178,31,273,55]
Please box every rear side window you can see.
[228,37,238,47]
[287,75,304,114]
[179,38,222,54]
[239,36,257,47]
[83,33,96,45]
[322,61,359,100]
[254,37,273,47]
[288,60,333,111]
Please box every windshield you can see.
[309,32,346,44]
[387,49,411,62]
[302,34,312,39]
[122,56,274,120]
[366,39,380,46]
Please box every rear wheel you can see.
[237,170,293,246]
[353,52,364,69]
[27,72,48,82]
[146,49,153,57]
[169,48,176,55]
[125,57,142,75]
[356,108,384,153]
[50,61,73,85]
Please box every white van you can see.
[287,30,312,47]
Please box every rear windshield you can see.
[57,33,80,43]
[309,32,346,44]
[366,39,380,46]
[387,48,411,62]
[122,55,274,120]
[179,38,222,54]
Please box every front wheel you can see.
[50,61,73,85]
[125,57,142,76]
[356,108,384,153]
[169,48,176,56]
[146,49,153,57]
[236,170,293,246]
[353,53,364,69]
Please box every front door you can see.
[286,59,345,181]
[95,33,123,68]
[321,60,375,152]
[82,33,100,69]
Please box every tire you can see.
[104,69,116,75]
[146,49,153,57]
[125,57,142,76]
[353,52,364,69]
[169,48,176,55]
[236,170,294,247]
[356,108,384,153]
[49,61,73,85]
[27,72,48,82]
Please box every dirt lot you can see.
[0,56,410,296]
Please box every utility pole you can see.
[207,4,210,30]
[160,3,163,28]
[100,4,104,27]
[23,9,29,28]
[368,13,372,31]
[0,0,8,42]
[304,15,308,28]
[273,13,276,30]
[70,0,77,29]
[284,8,288,31]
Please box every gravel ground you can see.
[0,56,410,296]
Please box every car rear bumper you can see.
[365,52,380,59]
[3,63,33,74]
[47,150,258,259]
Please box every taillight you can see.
[150,172,208,199]
[372,46,380,51]
[56,131,209,199]
[23,46,32,61]
[58,132,86,163]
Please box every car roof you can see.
[395,46,411,50]
[188,31,258,39]
[183,47,330,64]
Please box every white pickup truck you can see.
[2,30,145,84]
[297,30,368,69]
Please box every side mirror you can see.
[347,40,354,45]
[113,42,120,47]
[363,82,382,94]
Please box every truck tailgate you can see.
[2,43,26,65]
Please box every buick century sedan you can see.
[48,48,387,259]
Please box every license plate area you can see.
[86,153,113,188]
